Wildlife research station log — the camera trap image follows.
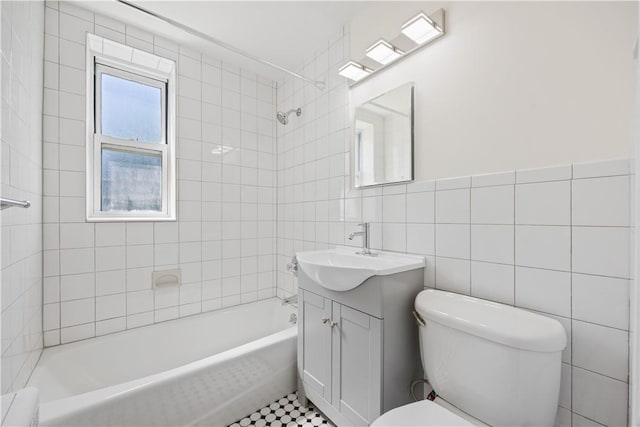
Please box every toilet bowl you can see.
[372,289,566,427]
[371,397,487,427]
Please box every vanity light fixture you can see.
[365,39,404,65]
[338,61,372,82]
[401,11,443,45]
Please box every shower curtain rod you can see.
[116,0,326,90]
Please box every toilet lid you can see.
[371,400,476,427]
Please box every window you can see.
[86,35,176,221]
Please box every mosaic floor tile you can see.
[229,392,334,427]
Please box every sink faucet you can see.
[348,223,376,256]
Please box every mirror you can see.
[353,83,414,188]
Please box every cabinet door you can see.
[332,302,382,426]
[299,290,333,402]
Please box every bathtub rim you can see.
[36,300,297,424]
[39,326,296,424]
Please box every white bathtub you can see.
[28,298,297,426]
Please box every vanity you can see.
[295,247,425,426]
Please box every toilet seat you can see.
[371,398,481,427]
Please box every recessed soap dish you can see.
[152,269,182,289]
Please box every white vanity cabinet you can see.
[297,267,425,427]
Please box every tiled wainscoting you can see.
[41,1,278,346]
[281,157,632,426]
[1,1,45,393]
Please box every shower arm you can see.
[115,0,326,91]
[285,108,302,117]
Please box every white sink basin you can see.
[296,247,425,292]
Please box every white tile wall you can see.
[275,27,631,426]
[42,1,277,346]
[0,1,45,393]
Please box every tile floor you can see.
[229,392,334,427]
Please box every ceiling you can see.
[81,1,370,82]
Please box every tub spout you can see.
[282,295,298,306]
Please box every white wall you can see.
[41,1,277,346]
[0,1,45,393]
[350,1,638,180]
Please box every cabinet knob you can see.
[322,317,338,328]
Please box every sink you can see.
[296,247,425,292]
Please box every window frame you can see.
[86,35,176,222]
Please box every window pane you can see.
[101,147,162,212]
[101,73,163,143]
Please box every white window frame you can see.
[86,34,176,222]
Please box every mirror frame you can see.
[351,83,415,189]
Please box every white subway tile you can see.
[406,191,434,223]
[126,267,153,292]
[516,164,572,183]
[436,189,470,224]
[126,223,154,245]
[96,294,126,321]
[572,227,629,278]
[382,223,406,253]
[59,248,94,275]
[572,320,628,381]
[572,176,630,226]
[60,273,94,301]
[95,246,126,272]
[471,171,515,187]
[43,303,60,331]
[96,270,125,296]
[59,223,93,249]
[96,317,126,336]
[60,322,95,344]
[406,180,435,193]
[515,226,570,271]
[95,223,125,247]
[435,224,470,259]
[515,181,570,225]
[571,414,604,427]
[127,311,154,329]
[60,298,95,327]
[44,330,60,347]
[471,185,513,225]
[573,159,630,179]
[515,266,571,317]
[435,176,471,190]
[406,224,435,256]
[471,225,514,264]
[435,257,470,295]
[559,363,571,410]
[126,290,153,314]
[572,367,628,426]
[572,273,629,330]
[126,245,154,269]
[470,261,514,305]
[382,194,406,223]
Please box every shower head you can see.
[277,107,302,125]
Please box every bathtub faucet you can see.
[282,295,298,306]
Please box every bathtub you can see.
[28,298,297,426]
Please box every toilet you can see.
[372,289,567,427]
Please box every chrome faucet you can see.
[348,222,376,256]
[282,295,298,306]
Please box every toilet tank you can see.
[415,290,567,427]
